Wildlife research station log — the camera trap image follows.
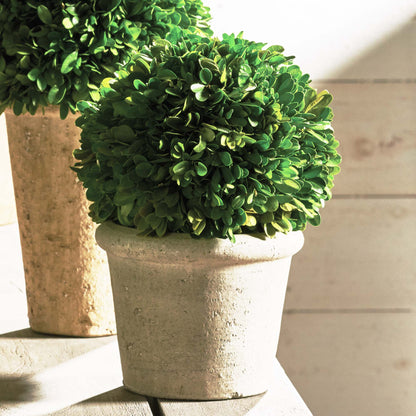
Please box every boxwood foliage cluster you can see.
[73,31,341,241]
[0,0,212,118]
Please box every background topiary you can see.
[73,31,341,241]
[0,0,212,118]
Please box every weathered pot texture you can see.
[5,107,116,336]
[96,221,304,399]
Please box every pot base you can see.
[123,381,268,401]
[121,360,272,400]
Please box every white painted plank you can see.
[157,359,312,416]
[313,82,416,195]
[46,387,153,416]
[0,223,28,333]
[278,312,416,416]
[0,334,123,416]
[0,113,16,225]
[0,328,118,376]
[285,199,416,310]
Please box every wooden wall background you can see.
[278,18,416,416]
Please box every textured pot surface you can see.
[96,221,304,399]
[5,108,116,336]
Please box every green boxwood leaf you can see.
[275,179,301,193]
[27,68,41,81]
[135,162,153,178]
[36,76,47,92]
[77,100,97,112]
[265,196,280,212]
[190,83,205,93]
[131,58,151,77]
[111,125,136,141]
[238,63,251,87]
[199,58,220,73]
[244,214,257,227]
[195,90,208,102]
[37,5,52,25]
[211,193,224,207]
[308,212,321,226]
[199,67,212,84]
[158,68,178,80]
[195,162,208,176]
[193,138,206,153]
[193,218,206,236]
[156,219,168,237]
[61,51,79,74]
[269,55,287,65]
[48,85,66,104]
[12,100,23,116]
[306,129,329,145]
[60,103,69,120]
[200,126,215,142]
[267,45,284,53]
[231,195,245,209]
[219,152,233,166]
[62,17,73,29]
[172,161,189,175]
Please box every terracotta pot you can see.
[5,108,116,336]
[96,221,304,399]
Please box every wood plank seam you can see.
[147,396,164,416]
[314,78,416,84]
[333,194,416,199]
[284,308,414,314]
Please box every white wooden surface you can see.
[0,224,27,333]
[47,388,153,416]
[0,114,16,225]
[279,313,416,416]
[313,82,416,195]
[0,330,128,416]
[285,199,416,310]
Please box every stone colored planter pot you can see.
[5,108,116,336]
[96,221,304,399]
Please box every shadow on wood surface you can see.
[0,376,39,403]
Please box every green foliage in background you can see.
[0,0,212,118]
[73,31,341,241]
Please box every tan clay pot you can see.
[5,108,116,336]
[96,221,304,399]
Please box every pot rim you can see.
[96,221,304,265]
[4,106,78,118]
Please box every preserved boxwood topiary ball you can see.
[73,31,341,241]
[0,0,212,118]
